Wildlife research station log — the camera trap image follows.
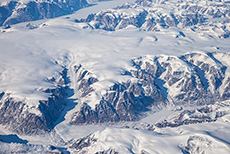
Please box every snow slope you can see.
[69,126,230,154]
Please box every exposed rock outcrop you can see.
[76,0,230,32]
[0,69,68,135]
[0,0,88,26]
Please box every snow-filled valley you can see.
[0,0,230,153]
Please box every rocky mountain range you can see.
[76,0,230,37]
[0,51,229,136]
[0,0,230,153]
[70,52,230,126]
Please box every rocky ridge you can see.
[0,0,88,26]
[155,101,230,128]
[0,68,68,134]
[69,52,230,126]
[76,0,230,37]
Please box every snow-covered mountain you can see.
[76,0,230,37]
[0,69,68,134]
[0,0,230,153]
[69,52,230,125]
[0,0,88,26]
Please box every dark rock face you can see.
[70,52,230,125]
[0,1,17,26]
[69,134,119,154]
[0,87,66,135]
[0,70,68,135]
[74,64,99,97]
[38,87,67,129]
[95,149,119,154]
[70,134,97,151]
[0,0,88,26]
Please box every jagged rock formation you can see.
[69,134,119,154]
[76,0,230,36]
[70,63,167,125]
[155,103,230,128]
[181,136,212,154]
[95,149,119,154]
[0,69,68,134]
[69,134,97,151]
[70,52,230,125]
[133,52,230,106]
[0,0,88,26]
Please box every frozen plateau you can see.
[0,0,230,153]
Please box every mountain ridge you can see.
[0,0,88,26]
